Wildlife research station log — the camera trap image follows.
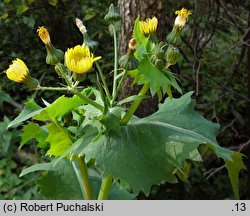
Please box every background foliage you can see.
[0,0,249,199]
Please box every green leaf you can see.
[225,152,246,199]
[8,99,43,129]
[117,95,150,106]
[33,92,93,156]
[45,121,73,156]
[20,162,54,177]
[84,8,97,21]
[133,16,149,48]
[34,95,83,121]
[67,92,245,197]
[20,122,48,149]
[22,16,35,28]
[48,0,58,6]
[135,57,178,95]
[0,116,15,154]
[16,4,29,15]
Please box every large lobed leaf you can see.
[67,92,245,198]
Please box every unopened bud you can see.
[119,50,139,71]
[104,4,121,23]
[129,38,136,50]
[165,46,180,66]
[76,18,87,35]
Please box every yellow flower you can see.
[37,26,51,45]
[174,8,192,28]
[65,45,101,74]
[6,58,29,83]
[139,17,158,36]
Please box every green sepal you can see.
[83,33,99,51]
[166,26,182,47]
[25,76,39,90]
[73,72,86,82]
[45,43,64,65]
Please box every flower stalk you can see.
[111,24,119,105]
[121,84,149,125]
[95,62,112,102]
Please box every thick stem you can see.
[73,89,103,111]
[95,61,112,102]
[111,24,118,101]
[97,174,113,200]
[73,158,94,200]
[36,86,69,91]
[121,84,149,125]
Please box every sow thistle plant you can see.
[6,5,246,200]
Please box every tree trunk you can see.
[118,0,165,117]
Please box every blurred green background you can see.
[0,0,249,199]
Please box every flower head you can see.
[65,45,101,74]
[140,17,158,36]
[37,26,51,45]
[174,8,192,28]
[6,58,29,83]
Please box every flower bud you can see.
[104,4,121,24]
[154,59,165,70]
[119,50,139,71]
[75,18,87,35]
[165,46,180,66]
[128,38,136,50]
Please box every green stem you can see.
[95,62,112,102]
[73,158,94,200]
[60,68,73,88]
[36,86,69,91]
[98,174,113,200]
[111,70,128,106]
[73,89,103,111]
[111,24,118,101]
[121,84,149,125]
